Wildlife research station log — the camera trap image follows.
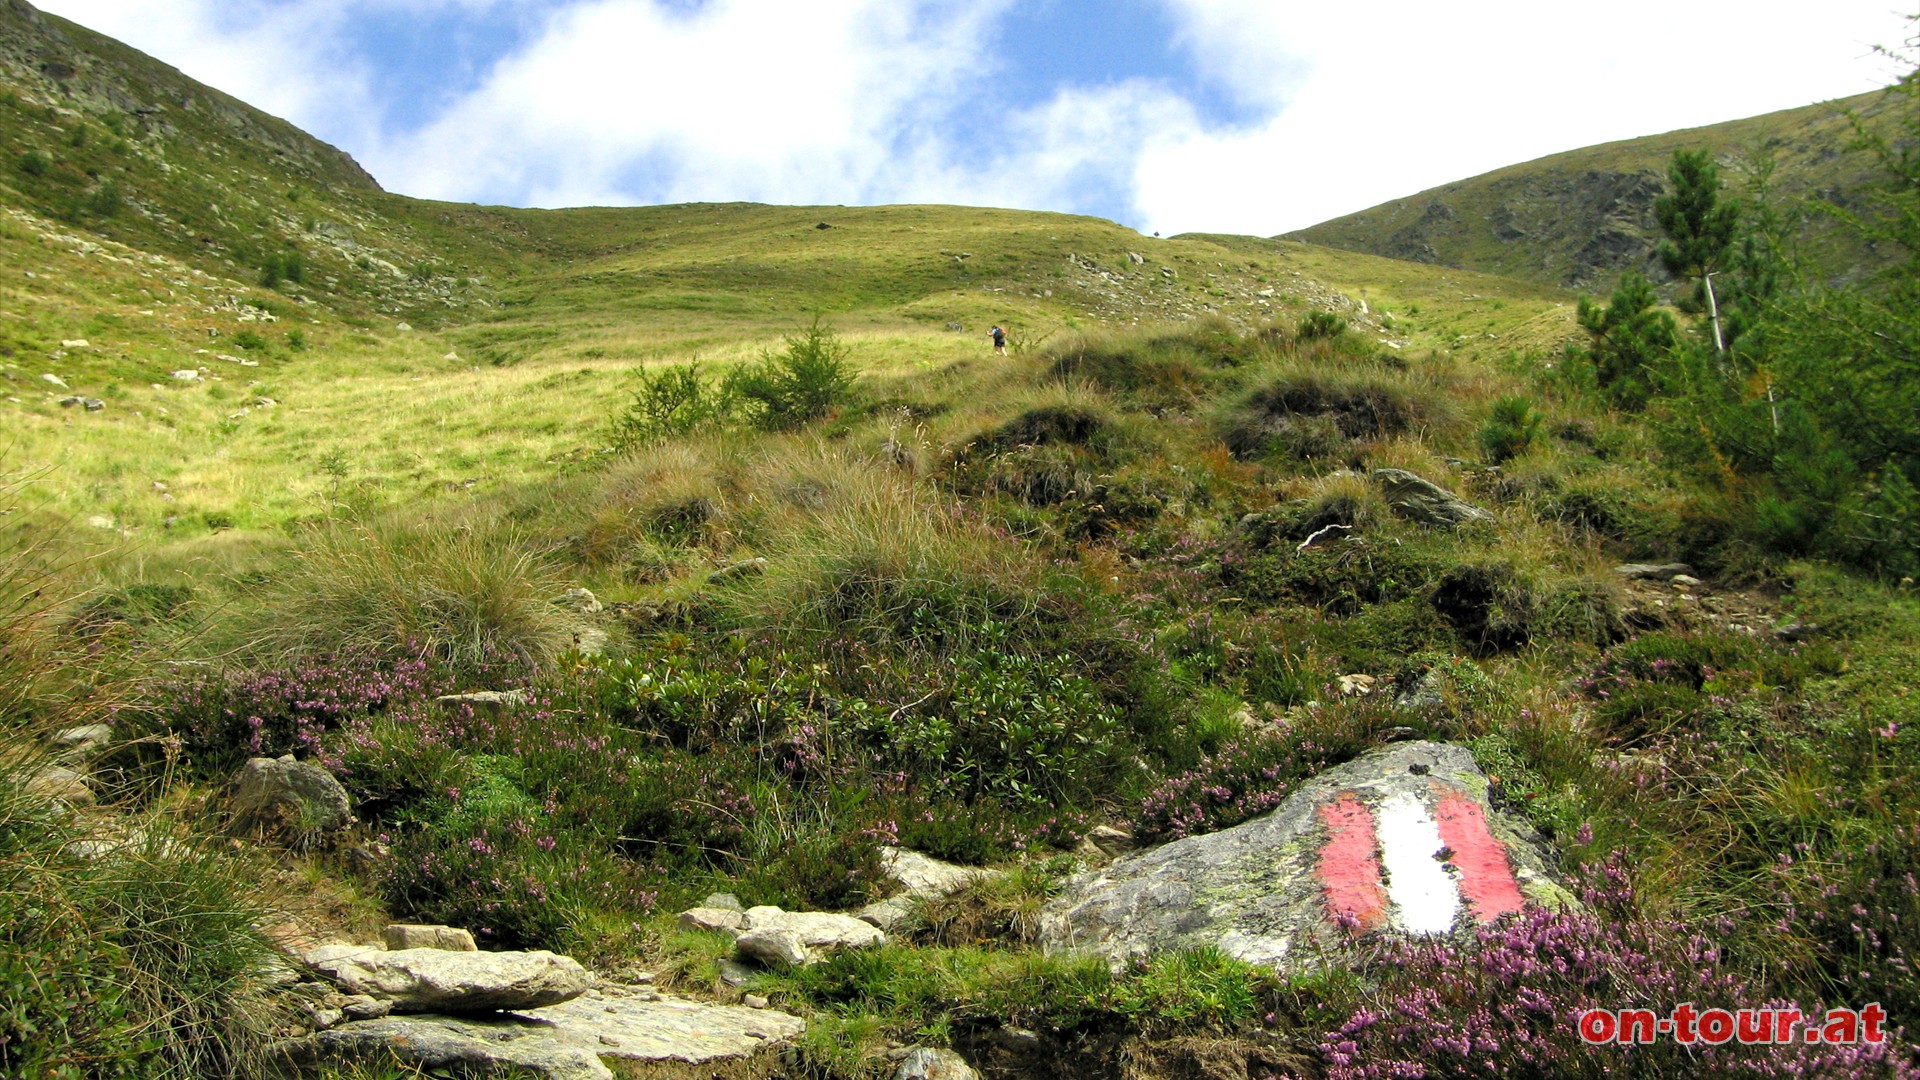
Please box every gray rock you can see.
[340,995,391,1021]
[280,1014,614,1080]
[228,755,353,838]
[703,892,745,911]
[559,587,603,613]
[383,924,477,952]
[529,986,804,1065]
[41,372,68,388]
[879,847,999,897]
[735,907,885,967]
[896,1046,980,1080]
[854,895,919,933]
[1614,562,1695,581]
[82,398,104,411]
[434,689,528,715]
[677,906,747,933]
[1774,620,1820,643]
[305,945,590,1013]
[715,958,757,987]
[1038,742,1569,972]
[50,724,113,759]
[1084,825,1137,857]
[27,765,93,807]
[170,369,200,382]
[1372,469,1493,528]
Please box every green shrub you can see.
[15,150,47,177]
[609,362,733,449]
[1478,394,1543,463]
[1298,310,1346,340]
[259,250,304,289]
[732,318,857,429]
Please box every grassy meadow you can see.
[4,9,1920,1078]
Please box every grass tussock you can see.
[242,514,587,681]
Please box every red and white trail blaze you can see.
[1315,780,1525,933]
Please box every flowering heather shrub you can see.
[1136,703,1376,840]
[151,652,441,778]
[1318,855,1917,1078]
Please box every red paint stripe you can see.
[1317,793,1387,932]
[1433,785,1525,922]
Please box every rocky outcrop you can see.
[280,985,806,1080]
[304,945,590,1013]
[895,1045,981,1080]
[227,755,353,839]
[1038,742,1568,971]
[856,847,1003,931]
[1372,469,1493,528]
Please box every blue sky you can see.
[31,0,1916,235]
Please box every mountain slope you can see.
[1286,90,1901,290]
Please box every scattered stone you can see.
[281,1014,613,1080]
[27,764,93,807]
[895,1046,980,1080]
[709,557,769,582]
[677,906,747,933]
[305,945,590,1014]
[1670,574,1704,588]
[384,924,478,952]
[395,322,413,332]
[1127,252,1145,265]
[1337,673,1377,696]
[443,351,460,360]
[1614,563,1695,582]
[229,755,354,839]
[743,994,770,1009]
[815,222,833,230]
[434,689,528,715]
[715,958,756,987]
[1371,469,1494,528]
[944,322,964,332]
[82,398,103,411]
[85,515,115,531]
[734,907,885,968]
[59,395,82,407]
[60,339,89,349]
[49,724,113,759]
[41,372,68,388]
[703,892,745,911]
[170,369,200,382]
[559,587,603,613]
[1038,742,1569,971]
[1082,825,1137,858]
[1774,620,1819,643]
[879,847,999,898]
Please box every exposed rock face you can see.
[434,689,528,715]
[734,906,885,968]
[856,847,1003,931]
[1372,468,1494,528]
[1038,742,1568,971]
[228,755,353,838]
[280,986,805,1080]
[304,945,590,1013]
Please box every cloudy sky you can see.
[31,0,1916,236]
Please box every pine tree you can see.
[1575,271,1677,408]
[1653,149,1741,324]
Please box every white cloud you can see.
[1140,0,1916,234]
[28,0,1920,237]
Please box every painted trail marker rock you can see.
[1039,741,1569,970]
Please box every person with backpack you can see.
[989,324,1007,356]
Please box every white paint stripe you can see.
[1375,792,1461,935]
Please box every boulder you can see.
[279,987,804,1080]
[383,924,477,952]
[49,724,113,759]
[734,907,884,968]
[1038,742,1568,971]
[170,369,200,382]
[879,847,999,897]
[228,755,353,838]
[1371,468,1494,528]
[304,945,590,1013]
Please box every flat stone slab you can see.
[1038,742,1569,971]
[279,987,804,1080]
[305,945,589,1013]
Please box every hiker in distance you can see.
[990,324,1008,356]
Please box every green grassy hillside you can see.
[4,3,1918,1078]
[1287,90,1902,289]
